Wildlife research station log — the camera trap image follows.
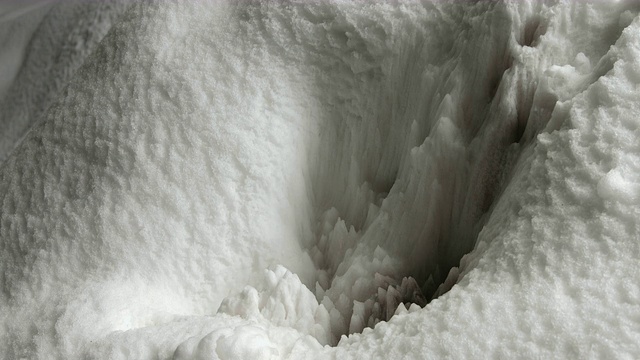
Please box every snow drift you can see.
[1,1,640,359]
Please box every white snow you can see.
[1,1,640,359]
[0,0,130,163]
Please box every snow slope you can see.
[0,0,130,163]
[1,1,640,359]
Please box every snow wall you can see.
[1,1,640,359]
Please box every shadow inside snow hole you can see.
[297,1,532,342]
[519,16,546,48]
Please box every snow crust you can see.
[1,1,640,359]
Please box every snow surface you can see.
[0,0,130,163]
[1,0,640,359]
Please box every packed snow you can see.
[1,1,640,359]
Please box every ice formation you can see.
[1,1,640,359]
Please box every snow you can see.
[0,0,130,163]
[1,0,640,359]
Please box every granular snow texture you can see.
[0,0,130,163]
[1,1,640,359]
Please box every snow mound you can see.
[1,1,640,359]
